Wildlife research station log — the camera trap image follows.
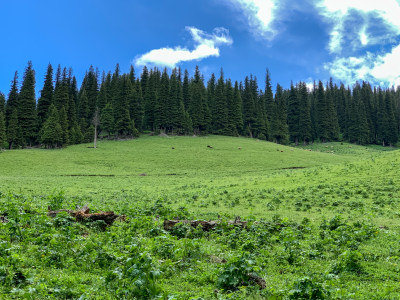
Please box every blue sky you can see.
[1,0,400,95]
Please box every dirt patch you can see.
[280,167,306,170]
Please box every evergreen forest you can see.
[0,61,399,150]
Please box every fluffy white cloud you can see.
[324,44,400,86]
[316,0,400,54]
[134,27,233,68]
[224,0,279,40]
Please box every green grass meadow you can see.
[1,136,400,299]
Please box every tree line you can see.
[0,62,399,149]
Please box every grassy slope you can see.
[1,136,400,299]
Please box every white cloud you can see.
[224,0,279,40]
[316,0,400,54]
[134,27,233,68]
[324,44,400,86]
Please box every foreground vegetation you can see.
[1,136,400,299]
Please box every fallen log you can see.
[48,205,124,226]
[247,273,266,289]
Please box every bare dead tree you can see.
[92,107,100,149]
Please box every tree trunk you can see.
[94,126,97,149]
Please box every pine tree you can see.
[155,68,170,132]
[182,69,190,110]
[131,78,144,132]
[0,112,6,149]
[242,76,257,137]
[189,66,210,134]
[101,102,115,137]
[0,92,5,116]
[232,81,243,134]
[207,73,216,115]
[37,63,54,129]
[264,69,274,127]
[40,104,62,148]
[143,70,158,131]
[7,110,20,149]
[315,81,329,142]
[287,83,301,144]
[225,79,238,136]
[298,82,312,144]
[78,90,89,127]
[271,84,289,144]
[59,106,69,145]
[212,69,228,135]
[6,71,19,127]
[18,61,37,146]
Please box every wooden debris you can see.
[0,215,8,223]
[247,273,266,289]
[48,205,124,226]
[163,216,247,231]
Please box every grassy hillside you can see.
[1,136,400,299]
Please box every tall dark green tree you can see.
[0,112,6,149]
[101,102,115,137]
[287,83,301,144]
[212,69,228,135]
[189,66,210,134]
[242,76,257,137]
[40,104,62,148]
[7,110,20,149]
[298,82,312,144]
[37,63,54,129]
[264,69,274,127]
[18,61,37,146]
[6,71,19,126]
[271,84,289,144]
[0,92,5,116]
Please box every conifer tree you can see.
[18,61,37,146]
[298,82,312,144]
[271,84,289,144]
[287,83,301,144]
[0,92,6,116]
[101,102,115,137]
[189,66,210,134]
[59,106,69,145]
[182,70,190,110]
[264,69,274,127]
[212,70,228,135]
[242,76,257,137]
[7,110,20,149]
[6,71,19,126]
[315,81,329,142]
[131,78,144,132]
[155,68,170,132]
[207,73,216,114]
[232,81,243,134]
[78,90,89,126]
[37,63,54,129]
[0,112,6,149]
[40,104,62,148]
[225,79,238,136]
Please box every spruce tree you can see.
[316,81,329,142]
[264,69,274,127]
[155,68,170,132]
[6,71,19,127]
[0,112,6,149]
[232,81,243,134]
[7,110,21,149]
[0,92,5,116]
[37,63,54,129]
[271,84,289,144]
[40,104,62,148]
[59,106,69,145]
[18,61,37,146]
[189,66,210,134]
[101,102,115,137]
[298,82,312,144]
[242,76,257,137]
[287,83,301,144]
[212,69,228,135]
[225,79,238,136]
